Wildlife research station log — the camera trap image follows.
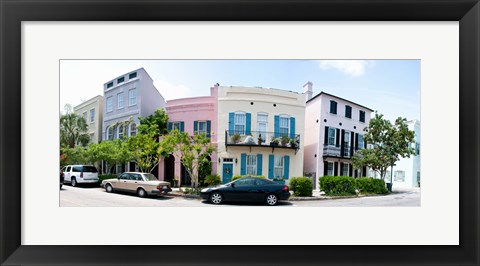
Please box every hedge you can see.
[320,176,356,196]
[289,177,313,197]
[231,175,266,181]
[355,177,388,194]
[98,174,117,183]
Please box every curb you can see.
[169,192,201,199]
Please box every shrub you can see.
[320,176,356,196]
[98,174,117,183]
[289,177,313,197]
[203,174,222,187]
[232,175,266,181]
[355,177,388,194]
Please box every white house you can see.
[303,82,373,189]
[216,85,306,184]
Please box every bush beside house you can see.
[355,177,388,194]
[289,177,313,197]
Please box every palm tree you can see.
[60,112,90,148]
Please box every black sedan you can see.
[200,177,290,206]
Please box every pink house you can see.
[157,84,218,186]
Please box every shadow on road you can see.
[200,200,293,207]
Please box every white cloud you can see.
[154,79,193,101]
[318,60,373,77]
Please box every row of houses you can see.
[72,67,421,188]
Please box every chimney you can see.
[210,83,219,97]
[303,81,313,101]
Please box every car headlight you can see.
[201,188,209,193]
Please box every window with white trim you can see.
[90,109,95,123]
[129,88,137,106]
[106,97,113,112]
[328,127,336,146]
[246,155,257,175]
[107,126,115,140]
[82,111,87,122]
[343,131,351,157]
[129,123,137,137]
[257,113,268,142]
[279,115,290,137]
[117,124,124,139]
[274,156,284,178]
[357,134,364,150]
[198,121,207,135]
[172,122,181,130]
[234,112,246,135]
[117,92,124,109]
[327,162,334,176]
[342,163,349,176]
[394,170,405,182]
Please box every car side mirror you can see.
[231,183,235,188]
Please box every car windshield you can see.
[143,173,158,181]
[82,166,98,173]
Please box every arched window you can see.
[117,124,125,139]
[129,123,137,137]
[107,126,115,140]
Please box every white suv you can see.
[62,165,99,186]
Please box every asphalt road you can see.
[60,184,420,207]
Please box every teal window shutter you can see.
[240,153,247,175]
[180,121,185,132]
[245,113,251,135]
[289,117,295,138]
[228,112,235,134]
[268,155,274,178]
[167,122,172,131]
[256,154,263,176]
[284,155,290,179]
[193,121,198,135]
[206,120,211,138]
[274,115,280,138]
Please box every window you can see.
[129,72,137,79]
[345,105,352,118]
[257,113,268,142]
[330,100,337,114]
[415,142,420,155]
[342,163,349,176]
[172,122,181,130]
[234,112,246,135]
[198,121,207,135]
[117,124,125,139]
[107,126,115,140]
[129,88,137,106]
[394,170,405,182]
[246,155,257,175]
[343,131,351,156]
[274,156,284,178]
[107,82,113,88]
[223,158,233,162]
[357,134,364,150]
[90,109,95,123]
[328,127,336,146]
[129,123,137,137]
[279,115,290,137]
[82,111,87,122]
[117,92,124,109]
[327,162,334,176]
[116,164,124,175]
[106,97,113,112]
[117,77,125,84]
[359,110,366,123]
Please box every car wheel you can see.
[210,192,223,205]
[137,188,147,198]
[71,178,77,187]
[105,184,113,193]
[265,194,278,206]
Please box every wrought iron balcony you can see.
[225,130,300,153]
[323,144,362,158]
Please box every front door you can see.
[222,163,233,183]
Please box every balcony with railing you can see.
[225,130,300,154]
[323,144,363,158]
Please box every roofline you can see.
[306,91,374,112]
[103,67,147,86]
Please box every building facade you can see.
[374,120,421,188]
[158,84,218,186]
[102,68,166,173]
[303,82,373,189]
[73,95,104,144]
[216,85,306,184]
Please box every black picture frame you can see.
[1,0,478,265]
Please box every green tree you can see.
[352,112,415,190]
[137,109,169,138]
[127,133,163,173]
[60,105,89,148]
[90,140,132,174]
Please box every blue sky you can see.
[60,60,420,122]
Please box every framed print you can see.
[1,0,479,265]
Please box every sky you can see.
[60,60,420,122]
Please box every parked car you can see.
[60,168,64,189]
[61,165,99,187]
[101,172,172,198]
[200,177,290,206]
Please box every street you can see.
[60,185,420,207]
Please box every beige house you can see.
[74,95,104,144]
[216,85,306,185]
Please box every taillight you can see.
[157,185,163,189]
[282,185,289,191]
[80,172,83,178]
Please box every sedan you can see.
[102,172,172,198]
[201,177,290,206]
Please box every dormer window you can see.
[107,82,113,89]
[117,77,125,84]
[129,72,137,79]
